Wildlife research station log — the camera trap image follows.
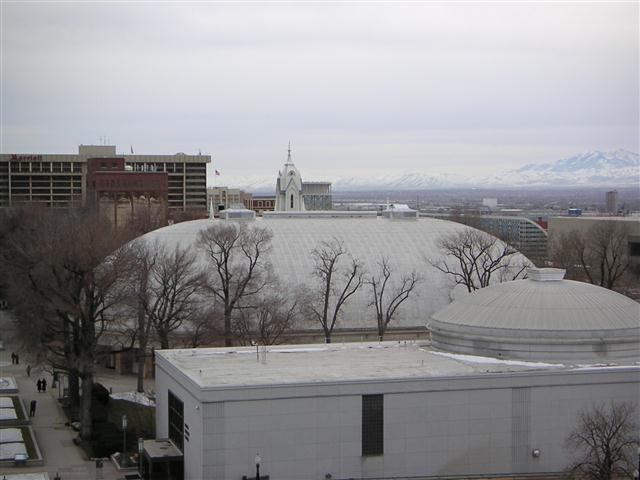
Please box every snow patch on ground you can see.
[571,365,630,370]
[0,475,48,480]
[427,350,563,368]
[110,391,155,407]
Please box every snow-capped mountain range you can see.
[216,149,639,192]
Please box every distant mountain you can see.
[217,149,639,192]
[484,149,639,187]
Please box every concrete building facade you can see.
[151,268,639,480]
[153,343,639,480]
[207,187,252,215]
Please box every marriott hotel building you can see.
[0,144,210,215]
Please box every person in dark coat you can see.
[36,379,42,392]
[29,400,37,417]
[41,378,47,392]
[26,365,31,377]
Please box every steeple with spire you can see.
[275,142,305,211]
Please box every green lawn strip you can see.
[12,396,26,420]
[21,426,39,460]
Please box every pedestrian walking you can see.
[15,354,19,365]
[42,378,47,392]
[26,365,31,377]
[29,400,36,417]
[10,352,16,364]
[36,379,42,393]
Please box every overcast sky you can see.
[1,1,638,183]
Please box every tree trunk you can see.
[224,309,232,346]
[136,349,145,393]
[68,370,80,412]
[159,330,170,350]
[79,371,93,440]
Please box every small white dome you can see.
[429,268,640,362]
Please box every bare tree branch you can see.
[430,228,530,293]
[367,257,422,340]
[565,402,639,480]
[305,238,364,343]
[197,222,274,346]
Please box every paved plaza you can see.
[0,309,149,480]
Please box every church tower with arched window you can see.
[275,143,305,212]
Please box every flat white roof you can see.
[156,342,638,390]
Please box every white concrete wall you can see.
[155,361,640,480]
[195,374,638,480]
[155,363,204,480]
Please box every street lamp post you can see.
[122,414,128,467]
[138,438,144,476]
[255,453,261,480]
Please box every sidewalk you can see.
[0,310,133,480]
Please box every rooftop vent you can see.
[381,204,418,220]
[219,206,256,221]
[527,268,566,282]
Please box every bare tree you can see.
[550,222,631,291]
[367,258,421,341]
[431,228,530,293]
[1,208,131,440]
[197,222,274,346]
[145,242,205,350]
[120,240,158,393]
[233,287,301,346]
[565,402,638,480]
[306,239,364,343]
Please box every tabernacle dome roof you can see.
[429,268,640,362]
[137,215,531,330]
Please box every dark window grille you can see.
[362,394,383,456]
[168,391,184,451]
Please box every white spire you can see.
[286,141,293,164]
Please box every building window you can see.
[168,391,184,451]
[362,394,383,456]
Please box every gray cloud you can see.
[1,2,637,183]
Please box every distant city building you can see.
[477,215,548,260]
[274,144,332,211]
[302,181,332,210]
[0,145,210,220]
[207,186,252,215]
[86,157,168,228]
[249,194,276,214]
[482,197,498,209]
[606,190,619,213]
[548,215,640,272]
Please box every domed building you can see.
[429,267,640,361]
[139,213,532,331]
